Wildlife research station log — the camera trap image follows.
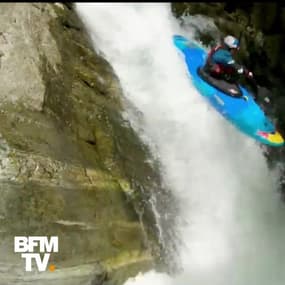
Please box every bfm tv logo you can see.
[14,236,58,272]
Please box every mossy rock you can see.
[0,3,167,284]
[172,3,226,18]
[251,3,278,33]
[263,34,282,70]
[281,8,285,33]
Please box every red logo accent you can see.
[257,131,269,139]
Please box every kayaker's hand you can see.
[264,96,270,103]
[248,71,253,78]
[244,69,253,79]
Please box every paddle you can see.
[237,28,260,100]
[246,74,271,104]
[247,74,258,96]
[242,69,257,97]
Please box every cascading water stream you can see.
[76,3,285,285]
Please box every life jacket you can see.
[206,45,235,75]
[206,45,223,66]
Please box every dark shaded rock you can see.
[251,3,278,33]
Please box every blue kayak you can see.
[173,34,284,147]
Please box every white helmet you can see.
[224,35,240,49]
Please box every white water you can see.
[76,3,285,285]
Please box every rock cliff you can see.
[0,3,166,284]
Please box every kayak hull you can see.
[173,35,284,147]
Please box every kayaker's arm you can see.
[212,50,252,77]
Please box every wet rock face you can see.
[0,3,163,284]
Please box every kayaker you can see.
[204,35,253,83]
